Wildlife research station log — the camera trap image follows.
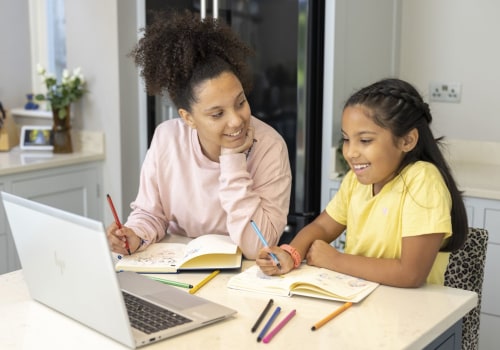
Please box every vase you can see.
[52,105,73,153]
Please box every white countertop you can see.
[444,139,500,200]
[451,162,500,200]
[0,261,477,350]
[0,131,104,176]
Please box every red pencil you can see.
[106,194,131,255]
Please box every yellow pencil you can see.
[311,302,353,331]
[189,270,220,294]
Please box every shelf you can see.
[10,108,52,119]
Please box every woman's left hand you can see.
[221,126,255,155]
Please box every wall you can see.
[399,0,500,142]
[321,0,401,210]
[0,0,32,110]
[63,1,120,225]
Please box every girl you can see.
[257,78,467,287]
[107,10,291,259]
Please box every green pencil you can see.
[148,276,193,289]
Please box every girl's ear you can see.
[401,128,418,152]
[178,108,196,129]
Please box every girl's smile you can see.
[341,105,407,195]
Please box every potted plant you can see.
[35,64,87,153]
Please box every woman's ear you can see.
[179,108,196,129]
[402,128,418,152]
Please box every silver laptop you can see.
[1,191,236,348]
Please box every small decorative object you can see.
[20,125,53,151]
[35,64,87,153]
[0,103,21,151]
[24,94,39,110]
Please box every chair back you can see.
[444,227,489,350]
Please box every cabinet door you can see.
[11,165,101,220]
[0,181,8,274]
[6,163,102,272]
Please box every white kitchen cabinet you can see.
[463,196,500,350]
[328,178,346,251]
[0,162,103,274]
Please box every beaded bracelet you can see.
[280,244,302,269]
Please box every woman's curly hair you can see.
[130,10,254,112]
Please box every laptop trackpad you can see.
[146,292,206,310]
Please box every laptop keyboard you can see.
[123,291,193,334]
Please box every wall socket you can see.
[429,82,462,103]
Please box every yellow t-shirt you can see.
[326,161,452,285]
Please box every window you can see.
[29,0,66,92]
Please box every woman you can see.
[106,10,291,259]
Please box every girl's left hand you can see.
[305,239,339,270]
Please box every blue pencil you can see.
[257,306,281,342]
[250,220,281,269]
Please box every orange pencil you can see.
[106,194,131,255]
[311,302,352,331]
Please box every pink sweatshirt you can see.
[125,117,291,259]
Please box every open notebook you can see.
[1,191,236,349]
[228,264,379,303]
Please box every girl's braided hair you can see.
[130,9,254,112]
[345,78,467,252]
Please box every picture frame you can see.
[20,125,54,151]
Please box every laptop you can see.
[1,191,236,348]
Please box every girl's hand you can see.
[305,239,339,270]
[256,246,294,275]
[106,222,141,255]
[221,126,255,155]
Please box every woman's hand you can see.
[106,222,141,255]
[221,126,255,155]
[256,246,295,275]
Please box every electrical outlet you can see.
[429,82,462,103]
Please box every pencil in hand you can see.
[250,220,281,270]
[106,194,131,255]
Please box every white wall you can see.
[399,0,500,142]
[0,0,32,110]
[64,1,120,225]
[321,0,401,210]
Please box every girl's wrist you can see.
[280,244,302,268]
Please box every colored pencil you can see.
[311,302,353,331]
[106,194,131,255]
[250,220,281,269]
[262,309,296,343]
[257,306,281,342]
[251,299,274,332]
[148,276,193,289]
[189,270,220,294]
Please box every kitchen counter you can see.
[444,139,500,201]
[0,131,104,176]
[450,162,500,200]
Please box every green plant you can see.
[35,64,87,119]
[336,138,349,175]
